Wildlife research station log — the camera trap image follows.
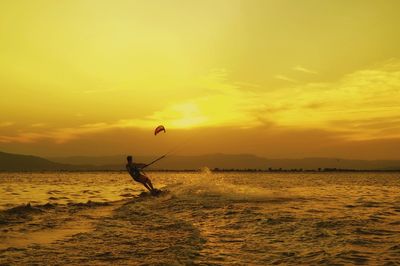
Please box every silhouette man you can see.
[126,155,158,194]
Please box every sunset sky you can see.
[1,0,400,159]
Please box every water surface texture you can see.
[0,171,399,265]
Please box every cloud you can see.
[117,70,264,129]
[0,122,116,144]
[0,70,263,143]
[259,60,400,140]
[1,60,400,144]
[31,123,46,127]
[293,65,317,74]
[275,75,298,83]
[0,132,44,143]
[0,122,14,127]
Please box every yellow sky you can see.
[1,0,400,158]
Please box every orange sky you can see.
[1,0,400,159]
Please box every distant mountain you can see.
[49,155,127,166]
[49,153,400,171]
[2,151,400,171]
[0,151,73,171]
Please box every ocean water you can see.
[0,171,399,265]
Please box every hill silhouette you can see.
[1,151,400,171]
[0,151,72,171]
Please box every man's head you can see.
[127,155,133,163]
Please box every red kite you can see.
[154,125,166,136]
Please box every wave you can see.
[166,170,306,204]
[0,200,113,227]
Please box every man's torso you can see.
[126,163,141,178]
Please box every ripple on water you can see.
[336,250,371,265]
[354,228,398,236]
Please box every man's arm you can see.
[133,163,147,169]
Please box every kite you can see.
[154,125,166,136]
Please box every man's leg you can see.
[140,174,155,191]
[141,181,152,192]
[146,179,155,190]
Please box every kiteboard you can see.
[138,189,167,198]
[151,188,162,196]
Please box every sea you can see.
[0,171,399,265]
